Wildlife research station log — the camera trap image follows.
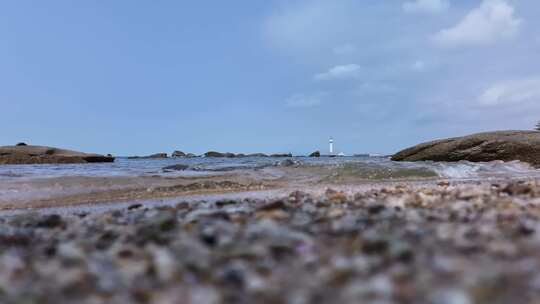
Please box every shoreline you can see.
[1,173,536,214]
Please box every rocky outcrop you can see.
[392,131,540,167]
[247,153,269,157]
[171,151,186,158]
[270,153,293,158]
[0,145,114,165]
[128,153,168,159]
[309,151,321,157]
[204,151,236,158]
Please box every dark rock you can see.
[200,228,219,247]
[216,200,237,207]
[362,238,389,255]
[0,145,114,165]
[128,203,143,210]
[171,150,186,157]
[270,153,293,157]
[204,151,236,158]
[367,204,386,215]
[309,151,321,157]
[185,153,198,158]
[37,214,64,229]
[16,142,27,146]
[257,200,287,211]
[248,153,269,157]
[392,131,540,167]
[162,164,189,171]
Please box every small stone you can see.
[257,200,287,211]
[128,203,143,210]
[325,188,347,204]
[438,181,450,187]
[216,200,237,207]
[502,183,532,196]
[328,208,346,218]
[37,214,64,229]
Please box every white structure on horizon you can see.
[329,137,334,155]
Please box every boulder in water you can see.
[392,130,540,167]
[171,151,186,158]
[0,145,114,165]
[247,153,269,157]
[204,151,236,158]
[309,151,321,157]
[271,153,293,158]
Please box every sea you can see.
[0,156,538,181]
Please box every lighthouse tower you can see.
[329,137,334,155]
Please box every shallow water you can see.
[0,156,538,180]
[1,156,540,207]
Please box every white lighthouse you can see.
[329,137,334,155]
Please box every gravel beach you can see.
[2,179,540,303]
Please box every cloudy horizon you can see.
[1,0,539,156]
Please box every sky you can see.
[1,0,540,156]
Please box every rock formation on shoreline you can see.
[171,150,186,157]
[270,153,293,157]
[204,151,236,158]
[392,130,540,167]
[0,145,114,165]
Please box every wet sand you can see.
[0,165,445,211]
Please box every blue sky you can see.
[1,0,539,156]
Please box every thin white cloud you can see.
[479,77,540,106]
[314,64,361,81]
[403,0,449,14]
[263,1,352,52]
[433,0,522,48]
[286,93,326,108]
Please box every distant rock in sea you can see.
[392,130,540,167]
[270,153,293,158]
[204,151,236,158]
[309,151,321,157]
[171,150,186,157]
[0,145,114,165]
[247,153,269,157]
[128,153,168,159]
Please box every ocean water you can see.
[0,156,538,181]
